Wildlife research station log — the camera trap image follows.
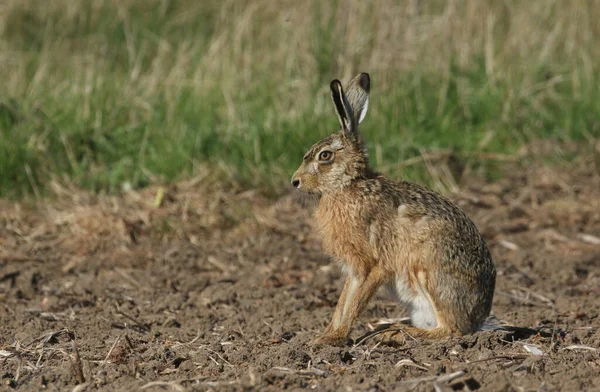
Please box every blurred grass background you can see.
[1,0,599,197]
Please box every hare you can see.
[291,73,496,346]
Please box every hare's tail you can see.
[479,314,505,331]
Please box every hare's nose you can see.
[292,179,300,188]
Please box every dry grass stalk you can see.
[95,335,122,378]
[560,345,599,354]
[140,381,186,391]
[395,358,429,371]
[71,340,85,384]
[398,370,466,389]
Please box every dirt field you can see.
[1,156,600,391]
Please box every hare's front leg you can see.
[315,267,384,346]
[319,275,352,340]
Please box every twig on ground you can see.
[353,326,418,347]
[0,271,20,284]
[272,364,327,377]
[395,359,429,371]
[95,335,121,378]
[140,381,186,391]
[71,383,90,392]
[398,371,466,389]
[71,340,85,384]
[25,329,74,348]
[200,380,240,387]
[35,346,44,368]
[15,354,23,383]
[451,354,531,367]
[0,255,44,263]
[205,348,234,367]
[207,255,230,273]
[124,334,135,350]
[498,239,519,251]
[352,341,381,361]
[560,345,599,353]
[114,268,142,289]
[115,309,150,332]
[577,233,600,245]
[171,330,202,348]
[550,313,559,351]
[39,312,62,321]
[524,289,554,308]
[208,356,220,366]
[371,317,412,327]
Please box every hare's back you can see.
[385,180,492,267]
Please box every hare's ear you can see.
[330,79,352,131]
[345,73,370,125]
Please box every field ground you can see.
[1,149,599,391]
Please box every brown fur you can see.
[291,73,496,346]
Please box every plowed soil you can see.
[1,157,600,391]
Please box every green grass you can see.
[1,0,599,197]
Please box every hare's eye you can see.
[318,150,333,162]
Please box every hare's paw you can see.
[372,325,452,346]
[374,328,408,347]
[365,324,419,346]
[314,332,349,346]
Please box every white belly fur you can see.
[386,277,438,329]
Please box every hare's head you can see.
[291,73,371,194]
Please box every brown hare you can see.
[291,73,496,346]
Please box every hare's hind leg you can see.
[373,277,458,345]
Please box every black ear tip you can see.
[359,73,370,91]
[330,79,342,91]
